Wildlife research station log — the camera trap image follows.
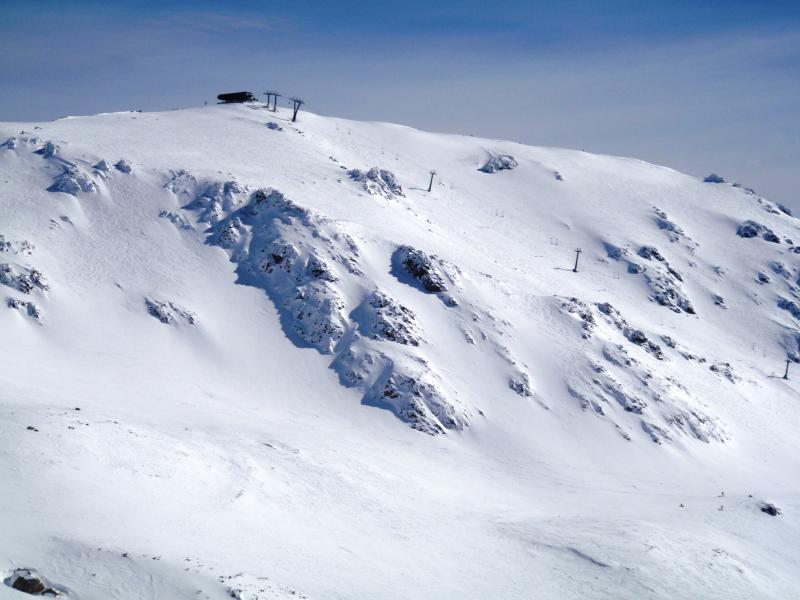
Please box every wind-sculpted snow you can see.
[179,183,468,433]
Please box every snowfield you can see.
[1,102,799,599]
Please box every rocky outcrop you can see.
[0,263,48,294]
[479,154,517,173]
[145,298,197,325]
[737,220,780,243]
[47,164,97,195]
[357,290,421,346]
[5,568,65,597]
[393,245,454,294]
[348,167,404,199]
[605,241,694,314]
[188,183,469,434]
[7,297,41,319]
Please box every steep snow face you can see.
[1,104,800,599]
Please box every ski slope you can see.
[1,102,799,599]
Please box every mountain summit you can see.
[1,103,798,599]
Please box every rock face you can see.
[176,181,469,434]
[348,167,404,198]
[357,290,421,346]
[393,245,451,294]
[479,154,517,173]
[379,370,466,435]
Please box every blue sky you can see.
[1,0,798,208]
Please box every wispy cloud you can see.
[151,9,290,34]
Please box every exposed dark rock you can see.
[0,263,48,294]
[6,568,61,596]
[760,502,781,516]
[603,242,628,260]
[737,220,780,243]
[145,298,197,325]
[479,154,517,173]
[638,245,665,261]
[710,362,740,383]
[704,173,725,183]
[394,245,450,293]
[778,298,800,320]
[11,575,45,594]
[7,297,41,319]
[348,167,404,198]
[34,141,58,158]
[379,372,465,435]
[509,372,533,397]
[360,290,420,346]
[653,207,686,242]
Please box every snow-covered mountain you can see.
[1,103,798,599]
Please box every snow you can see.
[1,102,799,599]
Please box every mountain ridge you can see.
[1,102,798,599]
